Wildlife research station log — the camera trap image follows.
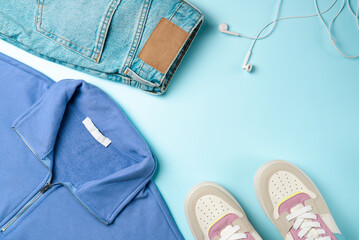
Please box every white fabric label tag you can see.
[82,117,111,147]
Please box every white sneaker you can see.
[185,182,262,240]
[254,160,345,240]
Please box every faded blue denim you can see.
[0,0,203,94]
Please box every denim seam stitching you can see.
[36,0,95,53]
[125,67,159,87]
[126,5,202,93]
[137,62,145,75]
[182,0,201,16]
[0,31,130,81]
[92,0,123,61]
[120,1,146,74]
[130,0,152,68]
[157,3,196,86]
[37,0,115,54]
[35,1,96,62]
[35,0,120,62]
[188,14,203,33]
[169,2,184,21]
[160,16,203,92]
[121,0,152,74]
[36,3,94,52]
[136,3,185,89]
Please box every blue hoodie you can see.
[0,52,183,240]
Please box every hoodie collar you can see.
[12,79,156,225]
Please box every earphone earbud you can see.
[243,63,252,72]
[218,23,228,32]
[218,23,240,36]
[219,0,358,74]
[242,51,253,72]
[219,23,253,72]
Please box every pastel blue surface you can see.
[0,0,358,239]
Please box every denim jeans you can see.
[0,0,203,94]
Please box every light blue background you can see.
[1,0,358,239]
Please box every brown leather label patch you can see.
[138,18,190,74]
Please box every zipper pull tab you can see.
[40,184,52,194]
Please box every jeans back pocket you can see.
[35,0,122,62]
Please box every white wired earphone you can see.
[219,0,359,72]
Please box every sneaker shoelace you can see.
[286,205,331,240]
[219,225,247,240]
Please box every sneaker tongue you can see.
[290,204,304,213]
[220,225,236,237]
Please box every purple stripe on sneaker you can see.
[278,192,336,240]
[278,192,311,215]
[208,213,239,239]
[208,213,255,240]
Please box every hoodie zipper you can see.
[0,183,52,232]
[8,128,109,229]
[1,128,54,232]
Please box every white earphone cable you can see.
[242,0,338,68]
[221,0,359,71]
[238,0,337,42]
[347,0,359,20]
[247,0,338,54]
[315,0,359,58]
[233,0,283,41]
